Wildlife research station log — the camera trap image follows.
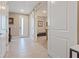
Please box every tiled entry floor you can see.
[5,37,48,58]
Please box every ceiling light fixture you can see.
[0,6,6,10]
[20,9,25,12]
[43,10,46,14]
[2,6,6,10]
[51,1,55,4]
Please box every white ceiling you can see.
[36,2,47,17]
[8,1,39,14]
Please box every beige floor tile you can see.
[4,37,48,58]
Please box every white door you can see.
[0,1,8,57]
[19,15,29,37]
[48,1,77,58]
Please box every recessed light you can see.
[51,1,55,4]
[0,6,6,10]
[43,10,46,14]
[20,9,24,12]
[2,6,6,10]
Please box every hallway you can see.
[5,37,48,58]
[1,1,79,58]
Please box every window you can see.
[21,17,24,35]
[2,15,7,30]
[19,15,24,36]
[0,15,2,30]
[0,15,7,32]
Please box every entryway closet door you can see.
[48,1,77,58]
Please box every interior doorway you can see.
[35,2,48,48]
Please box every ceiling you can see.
[8,1,39,14]
[36,2,47,17]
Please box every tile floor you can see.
[37,36,48,48]
[4,37,48,58]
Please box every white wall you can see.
[9,13,29,37]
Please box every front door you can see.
[19,15,28,38]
